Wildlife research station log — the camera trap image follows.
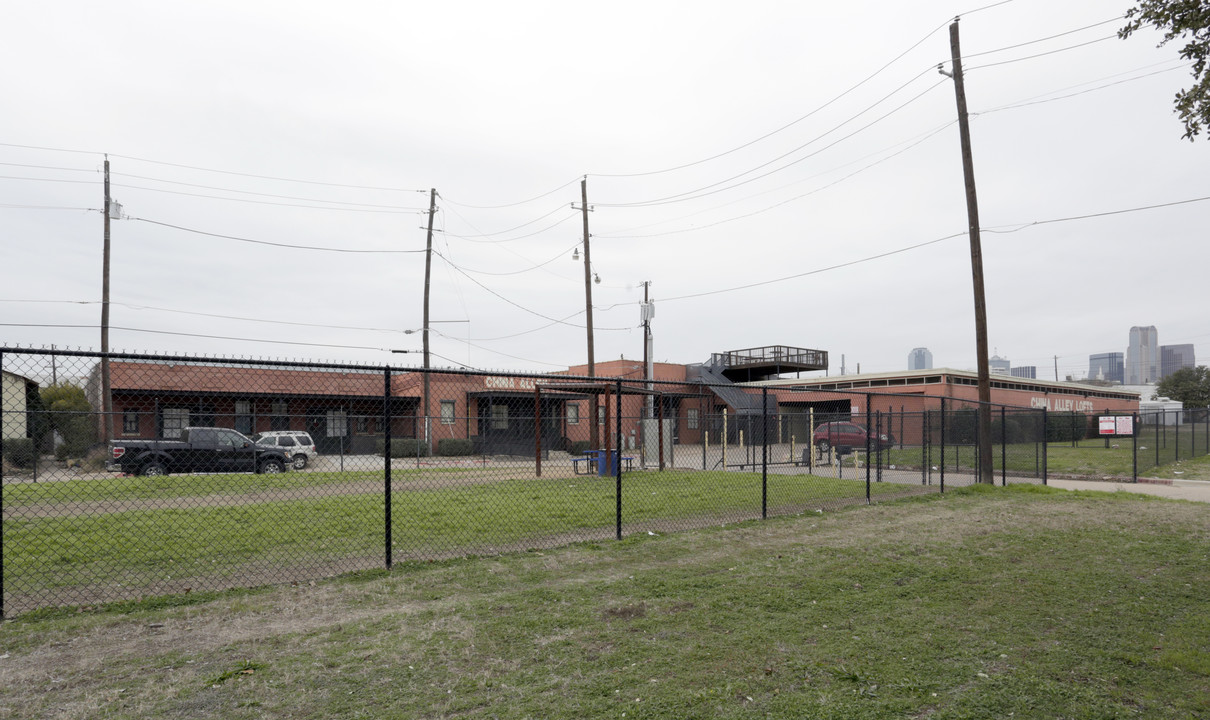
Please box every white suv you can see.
[253,431,318,469]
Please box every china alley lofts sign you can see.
[1029,397,1096,413]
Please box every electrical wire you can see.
[436,202,572,238]
[961,16,1124,60]
[0,323,393,352]
[596,121,955,239]
[977,62,1190,115]
[965,35,1117,72]
[595,74,948,208]
[439,176,583,209]
[0,298,419,334]
[112,171,428,210]
[432,244,579,277]
[114,182,427,213]
[129,217,426,253]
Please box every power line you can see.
[595,74,948,208]
[596,121,955,239]
[439,176,582,209]
[0,323,394,353]
[436,202,573,238]
[961,15,1124,60]
[129,217,427,253]
[966,35,1117,72]
[433,244,579,277]
[0,142,428,193]
[112,171,428,210]
[977,62,1190,115]
[115,182,428,213]
[0,298,418,334]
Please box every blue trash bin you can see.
[596,449,619,476]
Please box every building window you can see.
[122,411,139,435]
[234,400,253,435]
[491,404,508,430]
[441,401,456,425]
[687,408,699,430]
[567,404,580,425]
[162,408,188,439]
[598,406,605,425]
[270,400,288,431]
[355,416,369,434]
[327,409,348,437]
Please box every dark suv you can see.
[812,421,895,452]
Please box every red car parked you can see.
[812,421,895,452]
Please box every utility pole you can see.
[1054,355,1059,382]
[100,156,113,441]
[422,188,436,452]
[641,280,654,420]
[943,18,993,484]
[573,177,598,450]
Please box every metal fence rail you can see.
[3,348,1052,616]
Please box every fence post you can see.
[875,410,883,483]
[1132,412,1139,483]
[616,380,623,541]
[1000,406,1006,487]
[1042,408,1048,486]
[758,389,767,519]
[922,409,928,486]
[865,396,872,504]
[383,367,392,570]
[1175,410,1180,463]
[534,385,542,478]
[1,350,5,618]
[1156,415,1160,468]
[939,397,946,493]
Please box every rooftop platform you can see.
[710,345,828,382]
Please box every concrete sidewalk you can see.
[1046,477,1210,503]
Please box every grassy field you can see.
[3,469,919,611]
[1,485,1206,719]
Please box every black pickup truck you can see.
[109,427,292,476]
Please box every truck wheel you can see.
[260,459,285,474]
[816,440,830,454]
[141,462,166,477]
[292,454,308,470]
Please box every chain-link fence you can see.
[1047,407,1210,478]
[4,348,1050,615]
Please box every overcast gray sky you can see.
[2,0,1207,380]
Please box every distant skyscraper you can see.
[908,347,932,370]
[1160,344,1195,379]
[1089,352,1124,383]
[989,355,1010,375]
[1010,366,1036,379]
[1126,326,1159,384]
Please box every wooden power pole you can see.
[100,156,113,441]
[945,19,993,484]
[422,188,436,452]
[576,178,599,450]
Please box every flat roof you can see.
[741,367,1142,402]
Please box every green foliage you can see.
[1156,365,1210,407]
[1046,412,1096,443]
[436,438,473,456]
[38,383,96,457]
[1121,1,1210,140]
[376,438,430,458]
[3,438,36,468]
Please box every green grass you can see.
[0,467,471,508]
[3,486,1207,718]
[3,469,917,605]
